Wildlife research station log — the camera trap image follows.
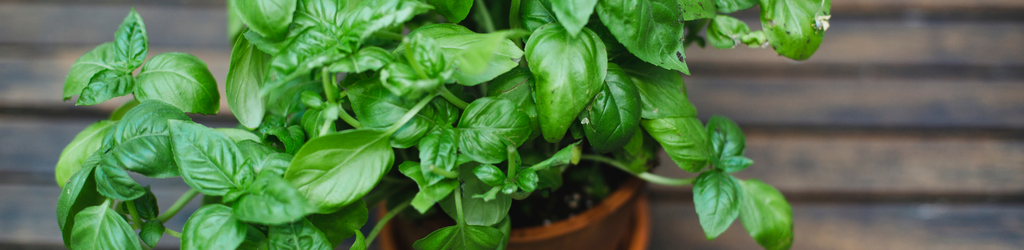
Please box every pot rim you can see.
[508,177,644,243]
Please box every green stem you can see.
[474,0,497,33]
[322,68,338,104]
[509,0,524,49]
[366,200,411,248]
[454,183,465,227]
[505,144,518,183]
[386,95,435,135]
[438,87,469,109]
[126,200,144,230]
[579,155,696,186]
[429,166,460,178]
[157,189,200,223]
[164,228,182,238]
[373,31,405,41]
[336,105,363,129]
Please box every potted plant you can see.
[53,0,830,249]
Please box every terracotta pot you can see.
[378,178,650,250]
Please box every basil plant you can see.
[55,0,829,249]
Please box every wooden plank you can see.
[651,128,1024,195]
[648,201,1024,250]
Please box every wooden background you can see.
[0,0,1022,249]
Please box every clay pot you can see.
[378,178,650,250]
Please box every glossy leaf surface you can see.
[409,24,524,86]
[694,170,743,240]
[284,129,394,213]
[170,120,250,196]
[57,164,105,249]
[760,0,830,60]
[457,98,532,164]
[182,205,247,250]
[232,0,297,40]
[740,179,794,250]
[234,172,315,225]
[136,53,221,114]
[56,120,114,187]
[227,33,268,129]
[578,63,641,153]
[642,117,709,172]
[526,23,607,142]
[70,202,142,250]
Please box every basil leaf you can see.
[227,33,269,129]
[520,0,556,33]
[526,23,607,142]
[57,164,105,249]
[760,0,830,60]
[301,105,338,140]
[64,43,116,101]
[380,33,452,99]
[348,79,452,148]
[216,128,262,143]
[427,0,472,23]
[231,0,297,40]
[267,125,306,154]
[399,161,459,213]
[238,140,292,177]
[113,8,148,71]
[268,218,332,250]
[140,220,165,248]
[285,129,394,213]
[683,0,717,20]
[706,115,746,160]
[440,166,511,226]
[579,63,641,153]
[234,171,314,225]
[596,0,696,74]
[487,68,540,139]
[550,0,597,36]
[472,164,505,187]
[326,46,393,73]
[412,224,503,250]
[307,200,368,248]
[740,179,794,250]
[121,186,159,220]
[76,69,135,106]
[238,224,269,250]
[103,101,190,178]
[612,130,655,173]
[170,120,251,196]
[642,117,709,172]
[720,156,754,173]
[95,162,146,200]
[716,0,759,13]
[457,98,532,164]
[136,53,221,114]
[408,24,524,86]
[56,120,114,188]
[182,205,248,250]
[71,202,142,250]
[516,169,539,192]
[707,15,752,49]
[693,170,743,240]
[418,128,459,185]
[619,56,697,119]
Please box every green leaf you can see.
[109,99,140,121]
[234,171,315,225]
[216,128,262,143]
[716,0,759,13]
[182,205,248,250]
[706,115,746,160]
[268,219,333,250]
[301,105,338,140]
[307,200,368,248]
[520,0,556,33]
[412,224,504,250]
[231,0,297,40]
[427,0,472,23]
[619,56,697,119]
[326,46,394,73]
[114,8,148,71]
[170,120,251,196]
[408,24,524,86]
[612,131,655,174]
[720,156,754,173]
[348,79,455,148]
[136,53,221,114]
[64,43,116,101]
[472,164,506,187]
[418,128,459,185]
[122,186,159,220]
[56,120,114,188]
[227,33,269,129]
[76,69,135,106]
[57,164,105,249]
[440,166,511,226]
[740,179,794,250]
[487,68,540,139]
[70,202,142,250]
[526,23,607,142]
[760,0,830,60]
[516,169,539,192]
[707,15,752,49]
[267,125,307,154]
[380,33,452,99]
[238,224,270,250]
[550,0,598,36]
[579,63,641,153]
[284,129,394,213]
[95,162,145,200]
[140,220,165,248]
[399,161,459,213]
[350,230,367,250]
[642,117,709,172]
[682,0,717,20]
[227,0,245,41]
[456,98,533,164]
[693,170,743,240]
[596,0,703,74]
[102,100,191,178]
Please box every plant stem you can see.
[126,200,144,230]
[373,31,405,41]
[164,228,182,238]
[429,166,460,178]
[438,87,469,109]
[505,144,519,183]
[454,183,465,227]
[322,68,338,104]
[474,0,497,33]
[509,0,524,48]
[579,155,696,186]
[157,189,200,223]
[336,105,363,129]
[366,200,411,247]
[386,95,435,135]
